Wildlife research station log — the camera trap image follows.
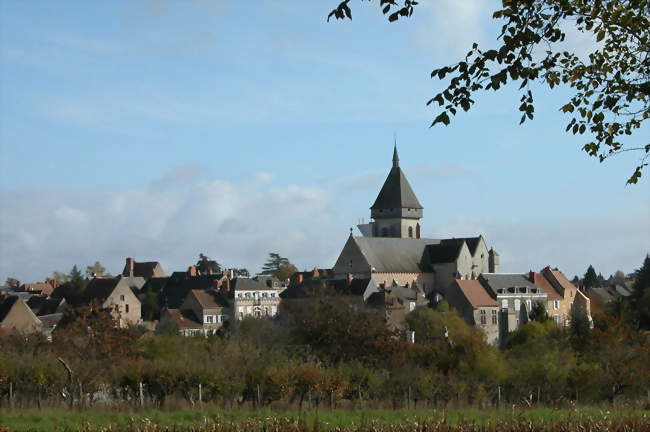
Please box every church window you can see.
[408,227,413,238]
[479,310,486,325]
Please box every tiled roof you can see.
[455,280,498,307]
[479,273,541,297]
[165,309,202,329]
[353,237,440,273]
[231,278,270,292]
[543,267,577,294]
[427,239,466,264]
[20,283,54,296]
[529,272,562,301]
[84,278,120,303]
[123,261,165,278]
[190,289,229,309]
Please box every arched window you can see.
[408,226,413,238]
[416,223,421,239]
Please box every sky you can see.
[0,0,648,283]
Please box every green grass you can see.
[0,407,648,432]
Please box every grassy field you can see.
[0,408,649,432]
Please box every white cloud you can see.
[0,167,345,282]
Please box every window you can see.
[501,299,508,309]
[554,315,561,324]
[264,306,269,316]
[245,293,251,298]
[553,300,560,310]
[479,310,486,325]
[120,295,125,301]
[514,299,521,311]
[492,310,498,325]
[526,300,532,311]
[206,315,213,324]
[408,226,413,238]
[416,224,421,238]
[125,304,129,313]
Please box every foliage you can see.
[583,264,599,289]
[141,287,159,321]
[233,268,251,277]
[260,252,298,281]
[4,277,20,288]
[195,254,221,275]
[85,261,107,278]
[631,254,650,329]
[328,0,650,183]
[528,301,551,322]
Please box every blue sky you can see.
[0,0,648,282]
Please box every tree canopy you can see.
[196,254,221,275]
[329,0,650,184]
[583,264,600,289]
[259,253,298,281]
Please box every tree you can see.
[529,301,551,323]
[233,268,250,277]
[85,261,107,278]
[631,254,650,329]
[583,265,600,289]
[50,271,69,284]
[4,277,19,288]
[259,253,298,281]
[141,287,159,321]
[328,0,650,183]
[196,254,221,275]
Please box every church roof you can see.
[370,147,423,211]
[353,237,439,273]
[426,239,467,264]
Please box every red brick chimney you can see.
[221,277,231,296]
[528,271,536,283]
[292,272,304,285]
[311,268,319,279]
[126,257,135,277]
[187,266,197,277]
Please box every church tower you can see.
[367,145,423,238]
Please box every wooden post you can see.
[139,382,144,408]
[497,385,501,408]
[9,381,13,409]
[256,384,261,407]
[408,386,412,409]
[198,383,202,406]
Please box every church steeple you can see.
[369,145,423,238]
[393,143,399,168]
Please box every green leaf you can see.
[432,112,450,126]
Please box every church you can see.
[333,146,500,297]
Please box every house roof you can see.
[543,267,577,294]
[0,296,19,323]
[352,236,440,273]
[371,147,423,211]
[164,309,203,329]
[159,274,222,309]
[458,236,482,256]
[122,261,165,278]
[529,272,562,301]
[426,239,467,264]
[231,278,270,291]
[479,273,540,296]
[455,280,498,307]
[83,278,120,303]
[20,283,54,296]
[190,289,229,309]
[589,287,614,304]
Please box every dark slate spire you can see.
[371,146,423,213]
[393,142,399,168]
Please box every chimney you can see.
[346,272,353,285]
[229,269,234,279]
[126,257,135,277]
[528,271,536,283]
[187,266,197,277]
[292,272,304,285]
[221,277,231,296]
[311,268,319,279]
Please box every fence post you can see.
[198,383,202,406]
[497,385,501,408]
[139,382,144,408]
[9,381,13,409]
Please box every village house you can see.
[0,295,42,334]
[529,267,592,326]
[83,276,144,327]
[228,277,282,320]
[446,279,500,345]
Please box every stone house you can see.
[478,273,548,342]
[83,276,143,327]
[446,280,500,345]
[181,289,230,332]
[228,278,282,320]
[0,295,42,334]
[529,267,592,326]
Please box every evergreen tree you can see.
[529,301,551,323]
[631,254,650,330]
[4,277,19,288]
[233,268,250,277]
[196,254,221,275]
[141,287,159,321]
[583,265,600,289]
[259,253,298,280]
